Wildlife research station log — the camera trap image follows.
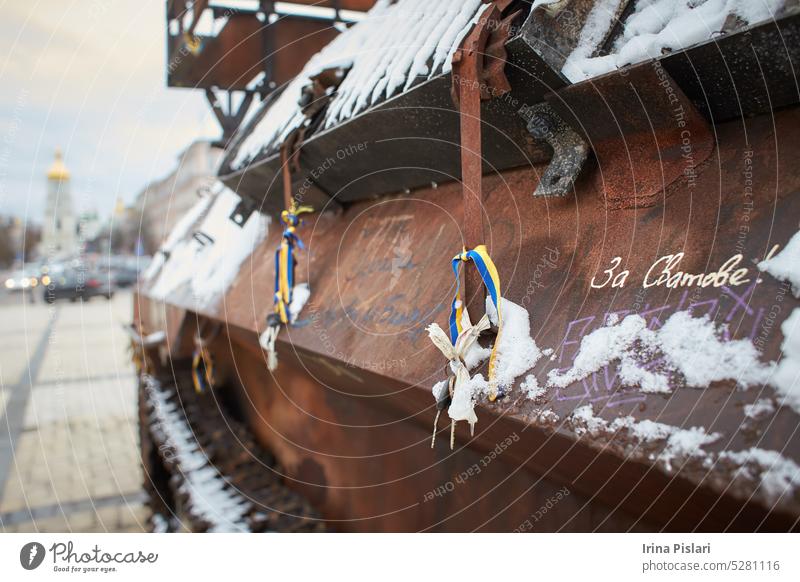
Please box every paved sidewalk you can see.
[0,290,148,533]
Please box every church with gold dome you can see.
[41,149,77,258]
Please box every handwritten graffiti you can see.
[299,293,446,344]
[344,253,418,283]
[553,280,765,406]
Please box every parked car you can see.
[110,266,140,288]
[97,255,149,289]
[4,268,40,292]
[42,269,114,303]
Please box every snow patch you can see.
[627,418,674,442]
[463,342,492,371]
[771,308,800,414]
[721,448,800,501]
[561,0,627,81]
[661,426,720,470]
[548,313,667,392]
[289,282,311,323]
[659,311,773,388]
[189,187,268,308]
[759,232,800,298]
[570,405,800,501]
[744,398,776,421]
[432,380,449,402]
[549,311,774,393]
[569,404,721,470]
[571,404,610,436]
[148,184,268,309]
[490,297,543,393]
[532,408,560,424]
[143,194,213,282]
[521,374,546,401]
[561,0,788,82]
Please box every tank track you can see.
[138,372,325,532]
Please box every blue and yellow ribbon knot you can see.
[274,203,314,324]
[191,345,214,394]
[449,244,503,399]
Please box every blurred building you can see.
[41,149,77,259]
[135,140,222,253]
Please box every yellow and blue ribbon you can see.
[274,203,313,324]
[191,345,214,394]
[449,244,503,398]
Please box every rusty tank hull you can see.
[136,1,800,532]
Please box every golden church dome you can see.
[47,148,70,181]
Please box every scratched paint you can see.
[298,294,447,345]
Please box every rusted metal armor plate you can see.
[219,10,800,217]
[138,105,800,531]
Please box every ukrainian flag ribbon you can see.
[274,203,313,324]
[449,244,503,398]
[191,345,214,394]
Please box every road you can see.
[0,288,147,532]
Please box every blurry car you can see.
[42,269,114,303]
[110,266,140,288]
[98,255,149,289]
[4,269,40,292]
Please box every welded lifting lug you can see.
[519,102,589,197]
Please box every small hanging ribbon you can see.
[428,308,491,449]
[129,338,145,377]
[191,344,214,393]
[262,201,314,371]
[427,244,503,450]
[274,203,313,324]
[450,244,503,399]
[191,323,220,393]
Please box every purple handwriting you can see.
[553,281,764,407]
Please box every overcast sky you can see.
[0,0,219,224]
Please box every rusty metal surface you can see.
[267,18,340,89]
[220,73,551,216]
[166,13,339,92]
[140,105,800,530]
[167,13,265,91]
[219,12,800,217]
[205,330,651,531]
[547,61,714,209]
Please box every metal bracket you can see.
[229,199,256,227]
[519,102,589,197]
[206,88,256,148]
